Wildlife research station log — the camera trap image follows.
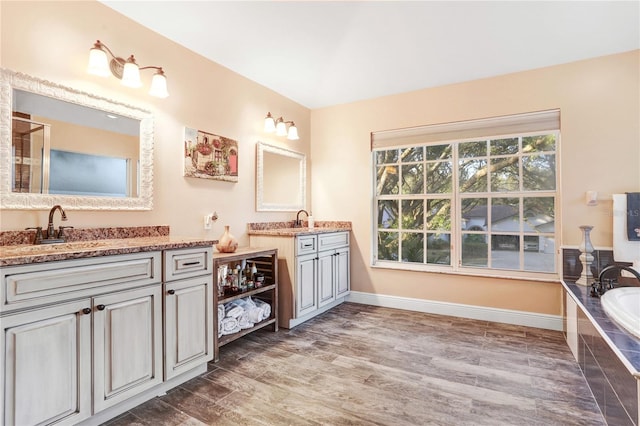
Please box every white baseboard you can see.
[346,291,563,331]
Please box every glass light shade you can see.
[275,119,287,136]
[121,61,142,88]
[264,114,276,133]
[287,124,299,140]
[149,71,169,98]
[87,47,110,77]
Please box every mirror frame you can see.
[256,141,306,212]
[0,68,154,210]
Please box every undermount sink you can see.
[601,287,640,339]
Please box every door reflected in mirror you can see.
[256,142,306,212]
[12,89,140,197]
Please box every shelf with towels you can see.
[213,247,278,362]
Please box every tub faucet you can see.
[591,264,640,297]
[44,205,68,243]
[294,209,309,227]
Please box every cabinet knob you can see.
[167,289,176,295]
[96,304,106,311]
[82,308,92,315]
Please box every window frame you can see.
[371,114,561,282]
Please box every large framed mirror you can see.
[256,142,306,211]
[0,68,154,210]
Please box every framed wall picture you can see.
[184,127,238,182]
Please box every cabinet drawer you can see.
[296,235,317,256]
[164,246,213,281]
[1,252,161,313]
[318,232,349,251]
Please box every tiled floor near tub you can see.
[105,303,604,426]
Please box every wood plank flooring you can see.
[105,303,605,426]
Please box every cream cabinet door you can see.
[317,250,336,308]
[335,247,350,298]
[1,300,91,426]
[93,285,162,412]
[296,253,317,317]
[164,276,213,380]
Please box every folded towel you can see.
[627,192,640,241]
[217,304,225,323]
[220,317,240,335]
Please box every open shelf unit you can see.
[213,247,278,361]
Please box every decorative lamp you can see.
[264,112,276,133]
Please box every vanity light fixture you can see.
[264,112,299,140]
[87,40,169,98]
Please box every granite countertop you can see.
[247,220,352,237]
[247,227,349,237]
[0,236,217,267]
[562,280,640,378]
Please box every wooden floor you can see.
[105,303,605,426]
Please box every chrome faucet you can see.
[591,264,640,297]
[294,209,309,227]
[44,205,68,243]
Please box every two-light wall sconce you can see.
[264,112,299,140]
[87,40,169,98]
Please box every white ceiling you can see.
[101,1,640,109]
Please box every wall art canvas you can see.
[184,127,238,182]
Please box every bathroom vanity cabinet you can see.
[213,247,278,361]
[250,230,350,329]
[0,242,214,426]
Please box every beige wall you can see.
[2,2,638,317]
[311,50,640,316]
[0,1,311,245]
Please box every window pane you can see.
[524,197,555,233]
[459,140,487,158]
[376,149,398,164]
[459,159,488,192]
[490,198,519,233]
[426,161,452,194]
[524,248,555,272]
[402,233,424,263]
[461,233,488,267]
[523,154,556,190]
[402,164,424,194]
[402,199,424,230]
[490,158,519,192]
[377,200,398,229]
[378,231,398,261]
[490,234,520,270]
[400,147,423,162]
[490,138,519,155]
[461,197,488,231]
[426,199,451,231]
[376,165,399,195]
[427,233,450,265]
[426,144,452,161]
[523,134,555,152]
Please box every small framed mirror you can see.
[256,142,306,211]
[0,68,154,210]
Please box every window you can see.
[372,110,559,279]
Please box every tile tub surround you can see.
[247,220,351,236]
[564,280,640,425]
[0,226,217,267]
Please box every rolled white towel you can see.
[237,311,254,330]
[225,305,244,319]
[254,299,271,321]
[217,304,225,323]
[220,317,240,335]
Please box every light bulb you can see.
[264,113,276,133]
[149,69,169,98]
[287,123,299,140]
[275,118,287,136]
[121,56,142,88]
[87,42,110,77]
